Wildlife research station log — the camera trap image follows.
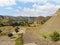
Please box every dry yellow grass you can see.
[39,8,60,34]
[1,8,60,45]
[23,8,60,45]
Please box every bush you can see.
[43,35,47,39]
[8,33,13,37]
[19,21,26,26]
[50,31,60,41]
[41,21,44,24]
[11,22,20,26]
[15,27,19,33]
[0,29,2,33]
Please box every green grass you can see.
[15,35,23,45]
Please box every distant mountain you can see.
[0,15,52,26]
[0,15,51,21]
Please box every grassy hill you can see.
[39,8,60,34]
[23,8,60,45]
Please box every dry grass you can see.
[39,9,60,34]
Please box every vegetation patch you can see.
[8,33,13,37]
[15,37,23,45]
[50,31,60,42]
[15,27,19,33]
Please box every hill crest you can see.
[39,8,60,33]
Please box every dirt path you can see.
[0,36,15,45]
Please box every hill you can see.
[0,15,51,26]
[23,8,60,45]
[39,8,60,34]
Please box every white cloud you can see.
[0,0,60,16]
[5,7,13,10]
[18,0,60,4]
[0,0,16,6]
[16,0,60,16]
[53,0,60,4]
[18,0,48,3]
[56,5,60,8]
[17,7,22,9]
[15,9,20,13]
[19,3,60,17]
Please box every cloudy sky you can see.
[0,0,60,17]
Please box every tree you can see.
[0,29,2,33]
[15,27,19,33]
[8,33,13,37]
[50,31,60,42]
[19,21,26,26]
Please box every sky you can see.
[0,0,60,17]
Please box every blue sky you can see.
[0,0,60,17]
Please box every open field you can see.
[0,25,42,45]
[0,36,15,45]
[0,9,60,45]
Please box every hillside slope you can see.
[39,8,60,34]
[23,8,60,45]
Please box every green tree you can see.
[50,31,60,41]
[0,29,2,33]
[8,33,13,37]
[19,21,26,26]
[15,27,19,33]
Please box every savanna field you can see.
[0,15,50,45]
[1,9,60,45]
[0,0,60,45]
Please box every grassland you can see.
[0,25,42,45]
[15,37,23,45]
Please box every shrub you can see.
[50,31,60,41]
[8,33,13,37]
[11,22,20,26]
[41,21,44,24]
[0,29,2,33]
[19,21,26,26]
[15,27,19,33]
[43,35,47,39]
